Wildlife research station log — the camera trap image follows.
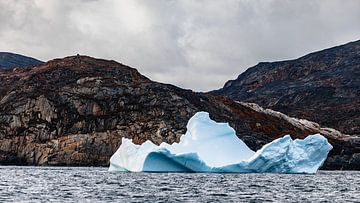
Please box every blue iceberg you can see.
[109,112,332,173]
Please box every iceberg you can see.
[109,112,332,173]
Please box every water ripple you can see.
[0,166,359,202]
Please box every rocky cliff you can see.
[0,52,43,70]
[212,40,360,136]
[0,55,358,169]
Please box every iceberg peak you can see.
[109,112,332,173]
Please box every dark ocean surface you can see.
[0,166,359,202]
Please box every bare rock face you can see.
[212,40,360,136]
[0,55,358,169]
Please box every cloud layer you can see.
[1,0,359,91]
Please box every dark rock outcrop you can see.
[0,55,358,169]
[0,52,43,70]
[212,40,360,136]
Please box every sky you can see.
[0,0,359,91]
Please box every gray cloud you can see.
[0,0,359,91]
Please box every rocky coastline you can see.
[0,55,359,169]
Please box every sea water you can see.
[0,166,359,202]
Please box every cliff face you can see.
[0,52,43,69]
[0,55,358,169]
[212,40,360,136]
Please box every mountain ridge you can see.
[1,55,358,169]
[0,52,44,69]
[212,39,360,135]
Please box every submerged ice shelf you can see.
[109,112,332,174]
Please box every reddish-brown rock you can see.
[0,55,358,169]
[212,40,360,136]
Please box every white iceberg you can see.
[109,112,332,173]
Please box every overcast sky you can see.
[1,0,359,91]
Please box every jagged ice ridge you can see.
[109,112,332,173]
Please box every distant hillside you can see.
[1,55,357,169]
[0,52,43,69]
[212,40,360,135]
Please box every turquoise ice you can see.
[109,112,332,173]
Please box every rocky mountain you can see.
[0,52,43,69]
[212,40,360,136]
[0,55,359,169]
